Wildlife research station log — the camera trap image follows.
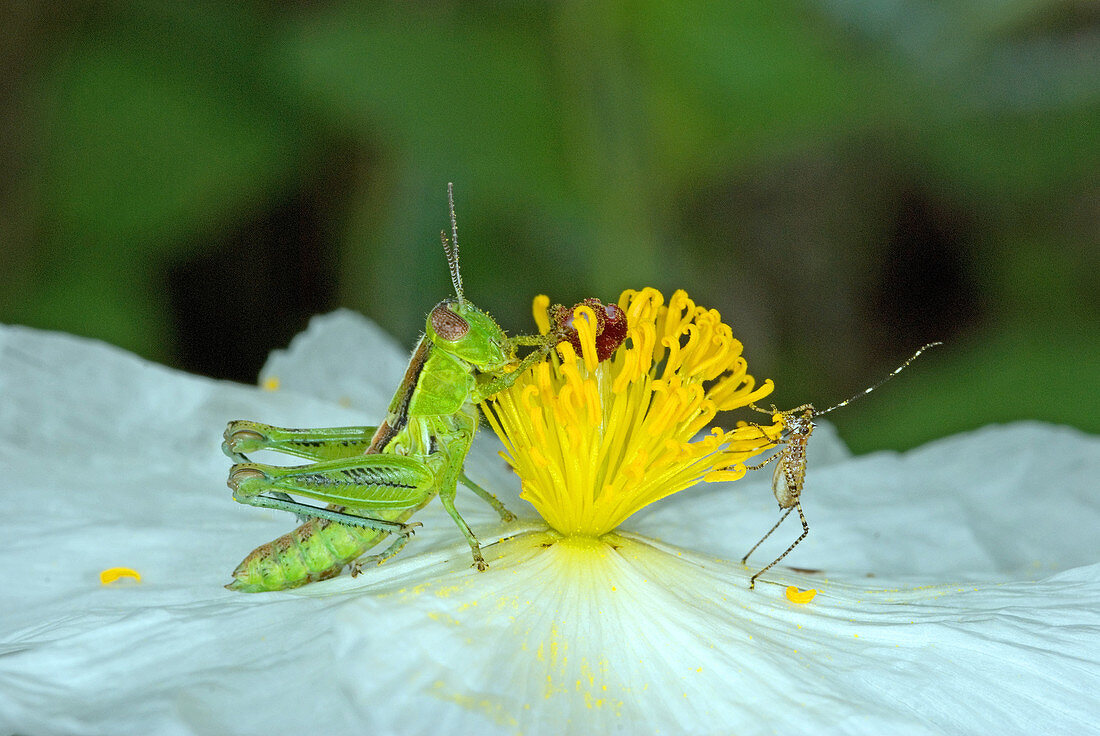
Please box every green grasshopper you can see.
[222,184,554,592]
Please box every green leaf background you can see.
[4,0,1097,451]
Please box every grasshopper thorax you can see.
[427,298,512,371]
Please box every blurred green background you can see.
[3,0,1098,452]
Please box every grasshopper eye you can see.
[430,304,470,341]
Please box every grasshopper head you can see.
[427,298,513,371]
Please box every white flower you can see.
[0,312,1097,735]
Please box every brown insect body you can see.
[741,407,815,590]
[741,342,942,590]
[548,298,628,362]
[772,410,812,509]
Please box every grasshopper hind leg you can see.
[228,477,422,537]
[222,422,378,462]
[349,533,411,576]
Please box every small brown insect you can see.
[741,342,942,589]
[548,298,628,362]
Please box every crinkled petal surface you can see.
[0,314,1098,736]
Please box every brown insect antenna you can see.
[814,342,942,418]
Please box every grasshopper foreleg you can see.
[459,471,517,522]
[507,334,551,348]
[473,342,552,401]
[437,486,489,571]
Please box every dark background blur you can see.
[3,1,1097,452]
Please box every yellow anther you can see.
[533,294,552,335]
[571,305,601,373]
[703,469,745,483]
[611,348,638,394]
[520,384,541,413]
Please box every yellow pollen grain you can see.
[99,567,141,585]
[786,586,818,604]
[261,376,281,391]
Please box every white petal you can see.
[329,532,1100,735]
[0,324,525,733]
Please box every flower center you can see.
[481,288,783,537]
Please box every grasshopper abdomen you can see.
[226,507,413,592]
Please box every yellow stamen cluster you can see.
[481,288,783,537]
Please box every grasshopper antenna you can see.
[440,182,465,304]
[814,342,942,418]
